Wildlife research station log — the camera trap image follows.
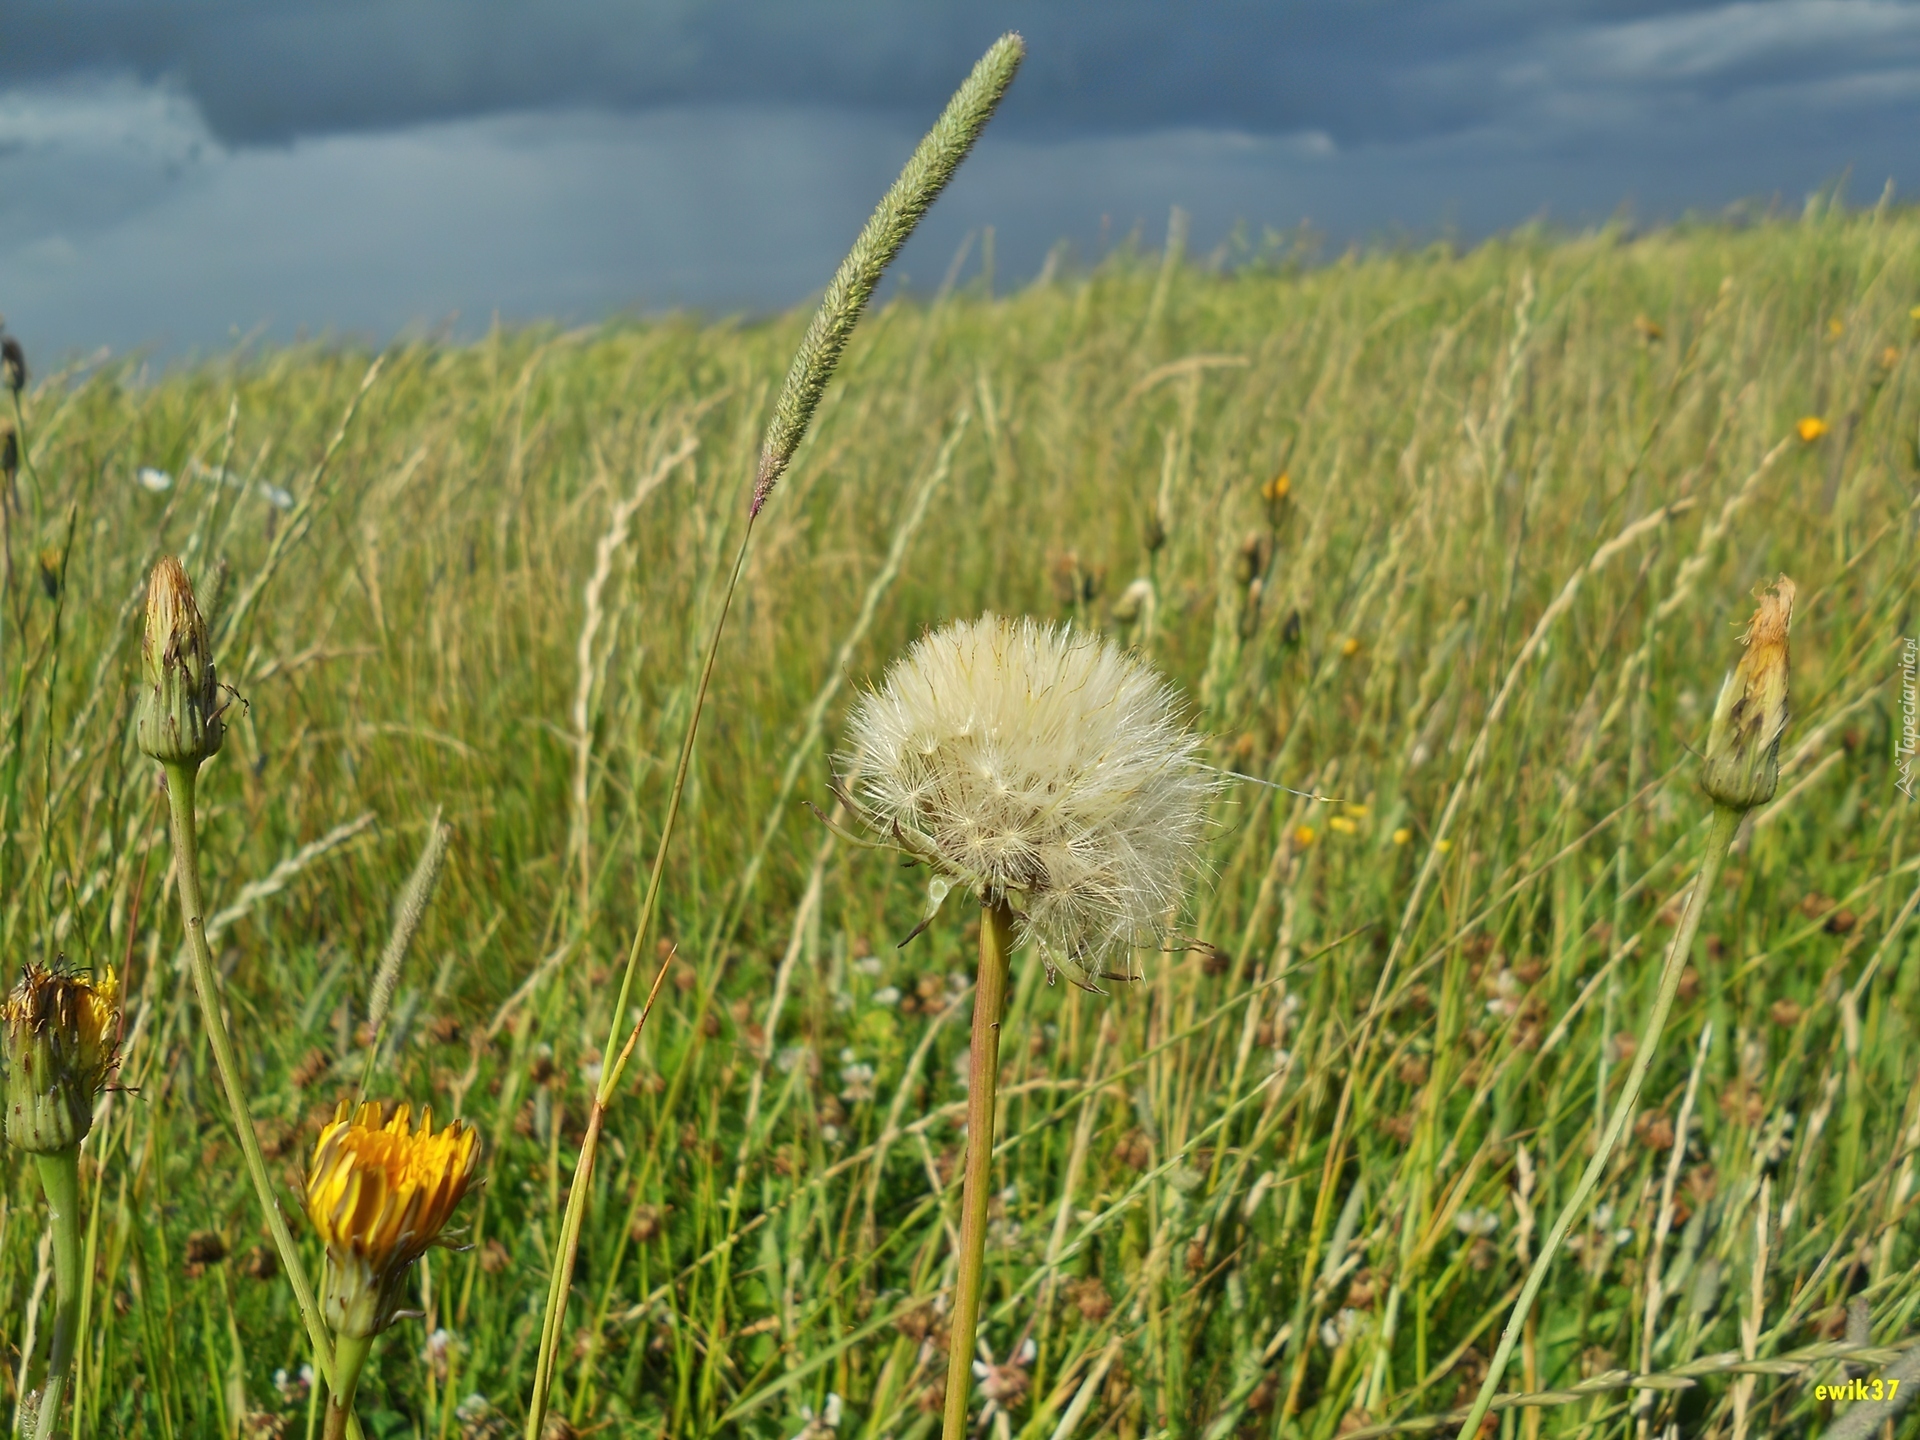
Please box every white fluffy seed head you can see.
[840,614,1218,978]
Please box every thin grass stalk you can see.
[356,809,452,1097]
[523,37,1022,1436]
[522,529,745,1430]
[161,764,345,1412]
[1455,801,1741,1438]
[943,895,1016,1439]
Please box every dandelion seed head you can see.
[841,614,1217,975]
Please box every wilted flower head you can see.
[840,615,1216,981]
[1701,576,1795,811]
[137,556,225,767]
[306,1100,478,1338]
[2,963,121,1153]
[1,336,25,395]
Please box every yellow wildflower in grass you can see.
[1261,471,1291,502]
[1827,317,1846,338]
[1293,825,1317,849]
[1796,416,1829,443]
[2,964,121,1438]
[1340,637,1362,658]
[1392,827,1413,846]
[306,1101,478,1340]
[1435,838,1454,854]
[2,963,120,1154]
[1328,815,1358,835]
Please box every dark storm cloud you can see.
[8,0,1898,149]
[6,1,1920,359]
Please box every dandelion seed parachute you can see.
[840,614,1217,980]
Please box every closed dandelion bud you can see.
[1,965,121,1153]
[1701,576,1795,811]
[1,336,25,394]
[840,615,1217,983]
[137,556,225,766]
[306,1101,478,1338]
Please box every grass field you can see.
[0,195,1916,1439]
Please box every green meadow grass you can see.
[0,198,1916,1439]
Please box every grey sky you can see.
[4,2,1918,358]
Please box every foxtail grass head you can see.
[839,615,1217,984]
[2,964,120,1153]
[137,556,225,768]
[306,1100,478,1339]
[1701,575,1795,811]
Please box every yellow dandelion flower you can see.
[1262,471,1291,502]
[1435,838,1454,854]
[1796,416,1829,443]
[1340,637,1362,658]
[1293,825,1317,848]
[2,964,121,1153]
[1392,827,1413,846]
[1344,802,1369,818]
[1328,815,1358,835]
[1827,317,1845,338]
[306,1101,478,1339]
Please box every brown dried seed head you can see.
[1701,576,1795,810]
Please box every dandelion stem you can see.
[29,1147,80,1440]
[1456,801,1740,1439]
[162,763,343,1410]
[322,1334,373,1440]
[943,893,1016,1440]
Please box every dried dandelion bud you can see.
[136,556,224,766]
[2,964,121,1153]
[1701,576,1795,811]
[840,615,1216,981]
[305,1101,478,1338]
[1110,577,1154,626]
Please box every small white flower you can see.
[422,1327,458,1383]
[873,985,902,1007]
[273,1365,313,1405]
[1454,1208,1501,1237]
[135,466,173,493]
[839,1061,876,1104]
